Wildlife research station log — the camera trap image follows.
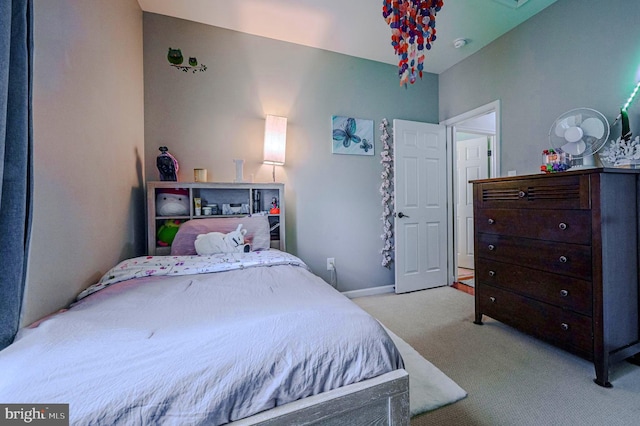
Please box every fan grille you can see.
[549,108,610,159]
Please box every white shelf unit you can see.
[147,181,285,255]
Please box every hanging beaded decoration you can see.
[379,119,394,268]
[382,0,444,87]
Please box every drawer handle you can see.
[561,323,570,331]
[488,244,495,251]
[559,255,568,263]
[518,190,526,198]
[558,222,567,230]
[560,289,569,297]
[488,270,496,277]
[489,297,496,303]
[488,218,495,225]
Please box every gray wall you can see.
[440,0,640,176]
[22,0,630,323]
[23,0,145,325]
[143,13,439,291]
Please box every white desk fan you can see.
[549,108,610,168]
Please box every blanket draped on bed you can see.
[0,253,403,425]
[76,250,309,300]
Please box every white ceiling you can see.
[137,0,557,74]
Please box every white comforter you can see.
[0,252,403,425]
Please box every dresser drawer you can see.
[477,284,593,355]
[474,174,590,210]
[474,209,591,245]
[476,259,592,316]
[476,233,592,280]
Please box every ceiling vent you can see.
[492,0,531,8]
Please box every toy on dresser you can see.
[194,224,251,255]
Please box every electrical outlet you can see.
[327,258,335,271]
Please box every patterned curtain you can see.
[0,0,33,350]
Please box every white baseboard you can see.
[341,285,395,299]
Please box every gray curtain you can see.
[0,0,33,350]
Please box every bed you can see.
[0,216,409,425]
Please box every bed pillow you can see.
[171,216,271,255]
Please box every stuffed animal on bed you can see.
[156,189,189,216]
[194,224,251,255]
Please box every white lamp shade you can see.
[263,115,287,165]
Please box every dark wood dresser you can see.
[472,168,640,387]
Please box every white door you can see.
[394,119,448,293]
[456,137,489,269]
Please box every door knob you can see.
[397,212,410,218]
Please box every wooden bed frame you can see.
[235,369,409,425]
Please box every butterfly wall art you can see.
[331,116,374,156]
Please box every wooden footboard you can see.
[233,369,410,425]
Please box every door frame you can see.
[441,100,501,284]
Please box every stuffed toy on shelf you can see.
[156,146,179,181]
[156,188,189,216]
[157,220,182,247]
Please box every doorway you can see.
[442,101,501,287]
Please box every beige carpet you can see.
[383,326,466,415]
[353,286,640,426]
